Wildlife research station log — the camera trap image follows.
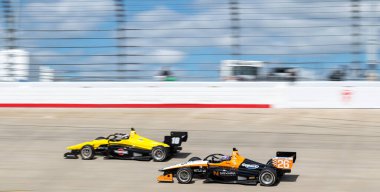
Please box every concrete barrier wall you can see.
[0,82,379,108]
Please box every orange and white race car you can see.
[157,148,296,186]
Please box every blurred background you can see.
[1,1,380,192]
[0,0,379,82]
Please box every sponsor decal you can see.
[193,168,206,173]
[213,171,236,176]
[241,163,259,169]
[220,171,236,176]
[341,89,353,103]
[117,148,124,156]
[116,148,128,156]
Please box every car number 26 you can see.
[275,158,293,169]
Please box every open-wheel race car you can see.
[64,128,188,162]
[157,148,296,186]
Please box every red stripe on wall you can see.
[0,103,271,108]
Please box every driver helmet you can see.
[122,134,129,139]
[220,155,231,161]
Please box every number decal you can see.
[277,159,290,168]
[171,137,180,144]
[274,158,292,169]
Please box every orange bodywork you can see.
[157,150,245,183]
[157,148,296,184]
[208,149,245,169]
[157,173,174,182]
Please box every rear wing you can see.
[271,151,297,171]
[276,151,296,163]
[164,131,188,148]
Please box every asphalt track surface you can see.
[0,109,379,192]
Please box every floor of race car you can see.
[0,108,379,192]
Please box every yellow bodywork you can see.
[67,130,170,151]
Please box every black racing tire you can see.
[259,167,278,186]
[80,145,95,160]
[152,146,169,162]
[188,157,202,162]
[176,168,193,184]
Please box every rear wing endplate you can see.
[276,151,297,163]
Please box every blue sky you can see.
[1,0,379,81]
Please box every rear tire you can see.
[80,145,95,160]
[259,167,277,186]
[176,168,193,184]
[188,157,201,162]
[152,146,168,162]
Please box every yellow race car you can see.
[64,128,188,162]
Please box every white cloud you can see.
[146,49,185,64]
[125,0,379,58]
[22,0,113,35]
[4,0,379,81]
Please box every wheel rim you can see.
[261,172,274,185]
[154,149,164,160]
[179,171,190,182]
[82,147,91,158]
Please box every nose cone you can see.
[67,145,76,150]
[157,174,173,183]
[66,143,84,150]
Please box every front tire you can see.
[259,168,277,186]
[152,146,168,162]
[80,145,95,160]
[176,168,193,184]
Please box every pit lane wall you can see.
[0,81,379,108]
